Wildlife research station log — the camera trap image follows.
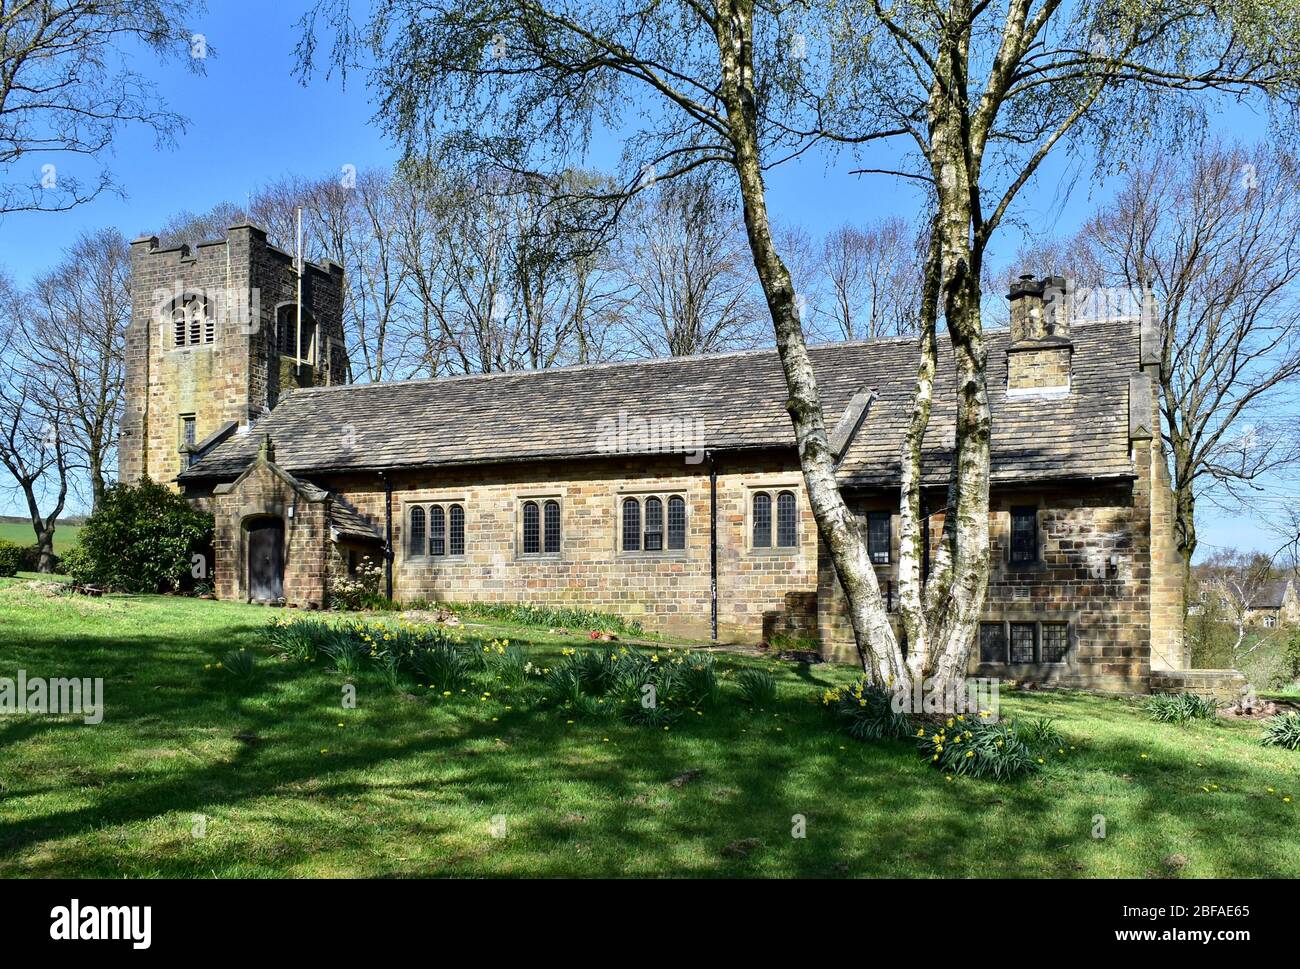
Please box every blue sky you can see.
[0,0,1287,556]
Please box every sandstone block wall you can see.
[818,480,1153,691]
[210,461,331,608]
[312,452,818,642]
[120,225,345,489]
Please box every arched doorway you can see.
[246,517,285,602]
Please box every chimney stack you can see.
[1006,274,1073,394]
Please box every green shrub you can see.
[1147,692,1218,724]
[72,478,213,593]
[918,715,1039,780]
[330,555,389,611]
[735,668,777,707]
[58,544,89,583]
[823,680,914,741]
[1260,712,1300,750]
[1282,631,1300,684]
[0,539,21,577]
[537,646,715,726]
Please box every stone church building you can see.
[120,223,1191,692]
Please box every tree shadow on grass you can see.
[3,611,1294,877]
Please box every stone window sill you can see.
[616,551,690,561]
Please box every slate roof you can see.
[1250,579,1294,610]
[180,317,1140,488]
[212,457,385,542]
[327,493,384,543]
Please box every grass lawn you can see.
[0,521,80,553]
[0,578,1295,878]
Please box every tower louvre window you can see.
[171,295,212,348]
[277,307,318,363]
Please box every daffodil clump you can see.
[541,645,717,728]
[917,715,1038,780]
[1260,712,1300,750]
[1146,692,1218,724]
[441,601,645,637]
[823,678,914,741]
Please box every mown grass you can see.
[0,521,80,553]
[0,579,1295,878]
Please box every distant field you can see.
[0,521,80,552]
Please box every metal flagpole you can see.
[295,207,303,377]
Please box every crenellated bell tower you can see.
[119,222,348,488]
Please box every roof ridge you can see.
[295,317,1127,398]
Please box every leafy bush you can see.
[71,478,213,593]
[1260,712,1300,750]
[621,700,682,729]
[1282,630,1300,685]
[58,544,89,582]
[1147,692,1218,724]
[0,539,21,577]
[822,680,914,741]
[261,618,722,730]
[735,668,777,707]
[918,715,1039,780]
[330,555,389,611]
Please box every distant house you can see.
[119,224,1189,693]
[1247,578,1300,629]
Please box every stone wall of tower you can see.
[119,223,345,488]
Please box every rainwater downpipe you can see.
[382,472,394,602]
[708,450,718,643]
